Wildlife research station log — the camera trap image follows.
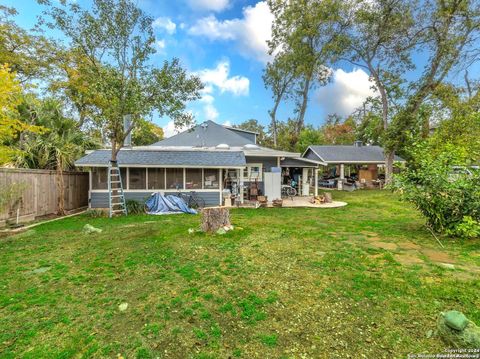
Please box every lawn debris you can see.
[118,303,128,312]
[437,310,480,348]
[83,224,103,234]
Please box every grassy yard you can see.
[1,190,479,358]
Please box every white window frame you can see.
[244,163,263,181]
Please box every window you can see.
[129,168,146,189]
[186,169,202,189]
[91,167,107,190]
[166,168,184,189]
[91,167,126,189]
[204,169,219,189]
[148,168,165,190]
[244,164,263,181]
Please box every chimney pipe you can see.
[354,140,363,147]
[124,115,132,148]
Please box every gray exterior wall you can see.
[303,148,321,162]
[245,156,278,172]
[227,129,256,144]
[90,191,221,208]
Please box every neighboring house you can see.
[303,141,405,188]
[75,120,324,208]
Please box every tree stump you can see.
[201,207,231,233]
[324,192,333,203]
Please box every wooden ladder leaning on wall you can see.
[108,161,127,218]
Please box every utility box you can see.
[264,172,281,202]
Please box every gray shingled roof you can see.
[306,145,404,163]
[151,120,254,147]
[75,150,246,167]
[280,157,322,167]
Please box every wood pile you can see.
[257,196,268,207]
[201,207,231,233]
[272,199,283,207]
[309,192,333,205]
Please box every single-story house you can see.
[75,120,325,208]
[303,141,405,189]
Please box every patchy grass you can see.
[0,190,479,358]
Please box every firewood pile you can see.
[257,196,268,207]
[272,199,283,207]
[310,192,333,205]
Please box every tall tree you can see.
[263,54,295,147]
[341,0,480,182]
[40,0,203,161]
[268,0,344,137]
[0,5,56,82]
[0,64,43,164]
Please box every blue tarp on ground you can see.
[145,193,197,215]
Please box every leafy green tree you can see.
[0,5,56,82]
[132,119,164,146]
[263,54,295,147]
[0,64,44,164]
[40,0,203,161]
[268,0,345,137]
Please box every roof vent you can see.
[243,144,260,150]
[216,143,230,150]
[354,140,363,147]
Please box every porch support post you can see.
[314,167,318,196]
[338,163,345,190]
[239,167,244,204]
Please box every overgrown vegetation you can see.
[393,145,480,238]
[1,191,479,357]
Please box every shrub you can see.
[392,144,480,238]
[126,199,144,214]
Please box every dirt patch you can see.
[369,241,398,250]
[394,253,424,266]
[422,248,456,264]
[397,241,422,250]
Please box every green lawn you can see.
[1,190,479,358]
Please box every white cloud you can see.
[162,119,193,138]
[155,39,167,54]
[188,1,273,63]
[187,0,230,12]
[200,94,219,121]
[153,17,176,34]
[316,68,377,117]
[196,61,249,96]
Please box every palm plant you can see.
[16,98,99,214]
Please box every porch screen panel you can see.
[148,168,165,190]
[91,168,108,190]
[166,168,184,189]
[186,169,202,189]
[204,169,219,189]
[129,168,146,189]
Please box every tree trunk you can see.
[56,158,65,216]
[384,151,394,185]
[296,73,312,135]
[270,98,281,147]
[201,207,231,233]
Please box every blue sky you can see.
[4,0,478,137]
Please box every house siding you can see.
[245,156,278,172]
[227,129,256,144]
[303,148,321,162]
[90,191,221,208]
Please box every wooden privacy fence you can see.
[0,168,88,226]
